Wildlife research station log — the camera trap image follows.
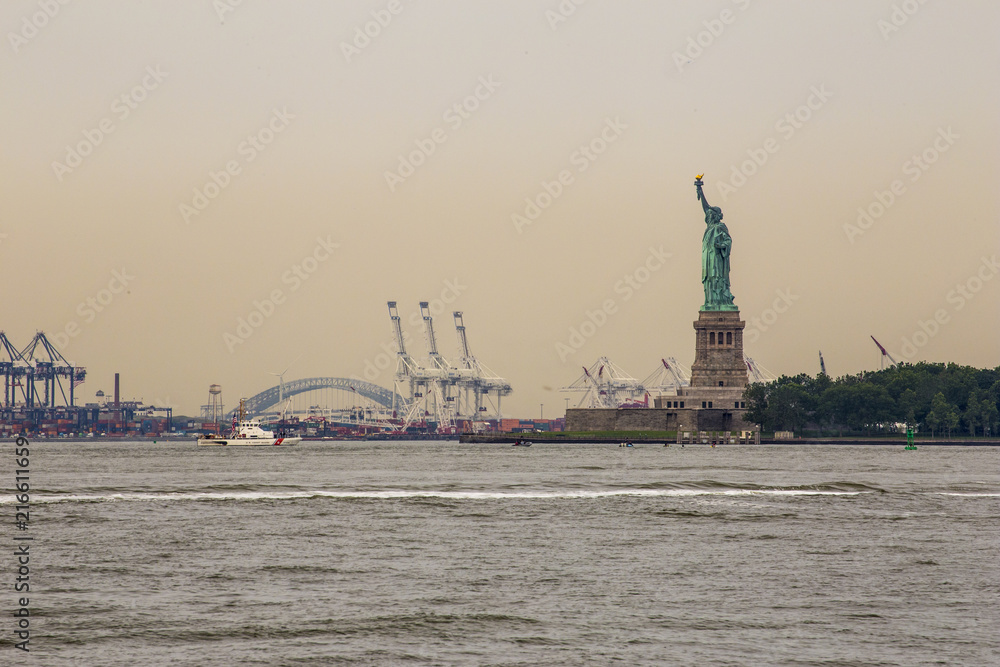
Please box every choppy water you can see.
[6,441,999,665]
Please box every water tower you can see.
[201,384,223,423]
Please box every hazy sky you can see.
[2,1,998,417]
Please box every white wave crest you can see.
[0,488,866,504]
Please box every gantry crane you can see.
[870,336,897,369]
[453,311,512,419]
[561,357,646,408]
[387,302,513,432]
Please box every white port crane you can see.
[561,357,646,408]
[419,302,459,431]
[744,355,776,383]
[453,311,512,419]
[387,301,513,432]
[641,357,691,396]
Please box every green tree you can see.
[964,391,982,437]
[898,388,918,428]
[931,392,960,439]
[982,400,999,438]
[769,383,813,432]
[924,410,940,437]
[742,383,769,429]
[945,408,960,439]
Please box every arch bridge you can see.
[227,377,403,418]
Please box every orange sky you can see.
[2,1,998,416]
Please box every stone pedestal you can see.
[689,310,748,388]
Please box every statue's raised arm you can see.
[694,174,711,213]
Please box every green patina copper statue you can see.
[694,175,738,311]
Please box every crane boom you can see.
[419,301,445,368]
[453,311,472,363]
[870,336,897,368]
[387,301,408,357]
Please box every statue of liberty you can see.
[694,175,737,311]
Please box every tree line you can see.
[742,362,1000,437]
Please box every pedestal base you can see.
[689,310,748,388]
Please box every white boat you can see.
[198,399,301,447]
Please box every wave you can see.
[0,487,871,505]
[931,492,1000,497]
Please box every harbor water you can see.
[8,441,999,665]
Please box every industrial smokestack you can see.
[114,373,120,407]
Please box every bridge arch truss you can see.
[228,377,404,418]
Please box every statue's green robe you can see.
[702,221,736,310]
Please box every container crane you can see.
[561,357,645,408]
[744,355,776,384]
[870,336,897,369]
[641,357,691,396]
[452,311,512,419]
[418,302,458,430]
[19,331,85,408]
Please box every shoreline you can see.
[459,434,1000,446]
[14,435,1000,446]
